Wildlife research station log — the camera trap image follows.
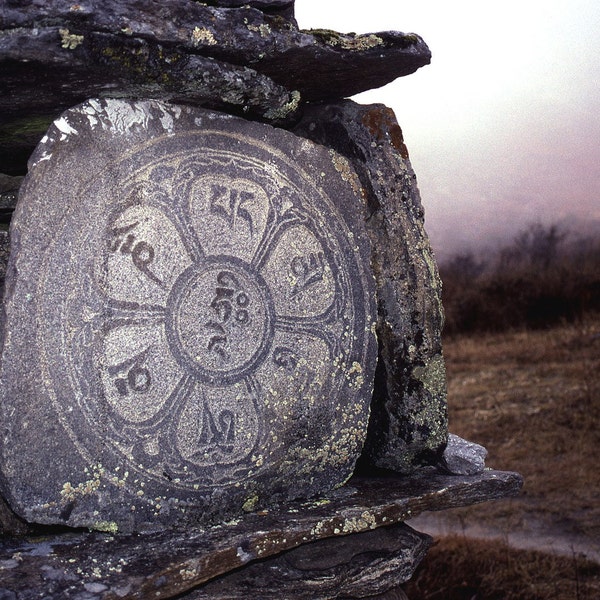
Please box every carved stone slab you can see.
[0,98,376,532]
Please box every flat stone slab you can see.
[0,470,522,599]
[0,0,430,174]
[188,523,429,599]
[0,98,376,533]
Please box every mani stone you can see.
[0,98,377,533]
[294,101,448,473]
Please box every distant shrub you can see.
[439,223,600,334]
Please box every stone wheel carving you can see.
[39,134,368,493]
[0,101,376,530]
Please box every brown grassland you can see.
[404,318,600,599]
[403,225,600,598]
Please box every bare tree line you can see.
[439,222,600,334]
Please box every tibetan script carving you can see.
[0,99,376,530]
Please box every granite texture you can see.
[443,433,488,476]
[0,98,377,532]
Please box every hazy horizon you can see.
[295,1,600,259]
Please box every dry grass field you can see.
[404,317,600,599]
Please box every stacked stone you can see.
[0,2,521,598]
[1,0,446,468]
[0,0,446,500]
[0,0,431,173]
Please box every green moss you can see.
[0,116,54,142]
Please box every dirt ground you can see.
[413,317,600,553]
[404,316,600,597]
[410,318,600,562]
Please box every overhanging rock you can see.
[0,0,430,174]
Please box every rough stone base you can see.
[0,470,523,598]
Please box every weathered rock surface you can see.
[294,101,447,473]
[0,0,430,174]
[0,98,377,532]
[443,433,488,475]
[0,469,523,598]
[0,492,27,537]
[207,0,296,20]
[186,524,430,599]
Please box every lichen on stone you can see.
[60,464,105,503]
[263,89,301,121]
[191,26,217,47]
[247,23,272,38]
[304,29,384,51]
[242,494,259,513]
[59,28,84,50]
[93,520,119,534]
[329,150,362,195]
[341,510,377,533]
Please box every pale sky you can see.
[295,1,600,258]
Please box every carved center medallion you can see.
[167,258,275,384]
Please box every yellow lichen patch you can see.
[191,26,217,47]
[59,29,84,50]
[179,566,199,581]
[247,23,272,38]
[346,361,365,389]
[290,418,366,476]
[242,494,259,513]
[93,521,119,534]
[341,510,378,533]
[60,464,105,503]
[338,34,384,51]
[310,519,332,536]
[263,90,301,121]
[413,355,446,400]
[329,150,362,195]
[306,29,384,51]
[315,498,331,507]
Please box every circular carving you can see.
[166,257,275,385]
[69,147,359,489]
[29,117,373,503]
